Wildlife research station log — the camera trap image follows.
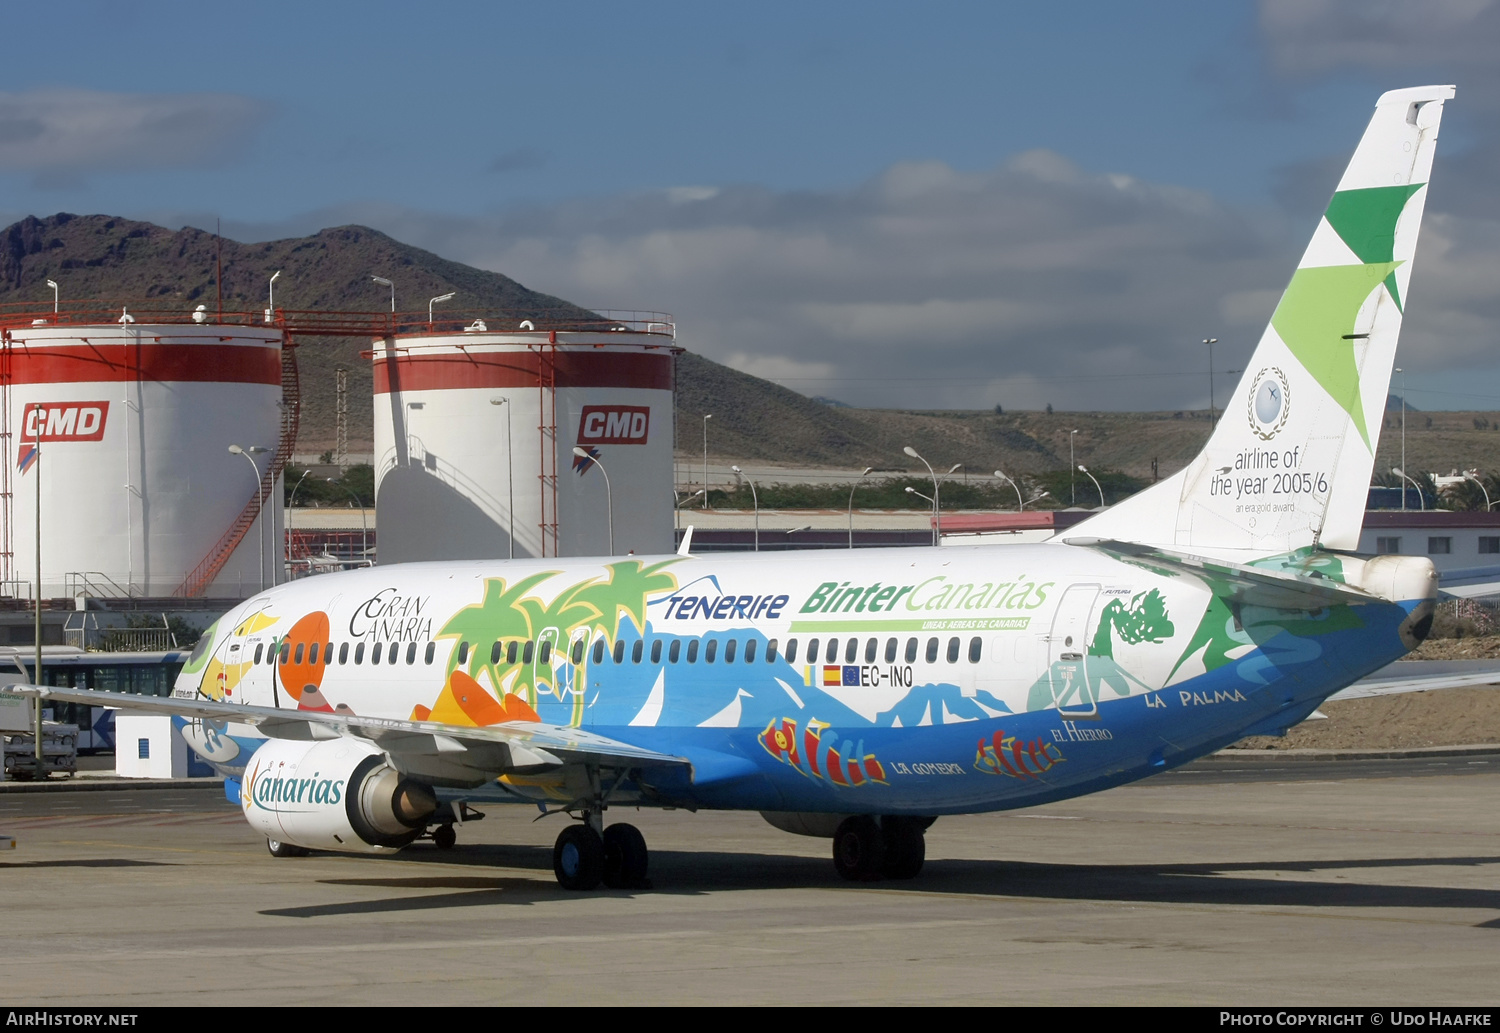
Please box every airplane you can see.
[23,85,1457,891]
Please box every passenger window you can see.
[863,638,876,663]
[765,639,779,662]
[723,639,737,663]
[306,642,317,665]
[457,641,470,665]
[280,641,291,664]
[946,637,960,663]
[705,639,718,663]
[354,642,366,664]
[522,641,535,664]
[338,643,348,665]
[744,638,757,663]
[425,642,436,664]
[325,642,332,662]
[388,643,399,664]
[295,643,305,664]
[507,641,519,664]
[969,636,982,663]
[650,640,663,663]
[799,639,812,665]
[371,642,383,665]
[253,644,263,664]
[593,640,605,664]
[538,641,551,665]
[571,639,585,664]
[406,642,418,665]
[669,639,682,663]
[884,638,897,663]
[825,639,839,663]
[905,638,918,663]
[925,637,938,663]
[686,640,699,663]
[631,640,643,663]
[613,640,625,664]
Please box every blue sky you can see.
[3,1,1498,412]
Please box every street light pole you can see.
[702,414,712,508]
[428,292,456,326]
[573,447,614,555]
[903,446,941,545]
[1396,367,1407,511]
[286,467,313,575]
[905,485,936,546]
[995,470,1023,511]
[490,398,515,559]
[1069,429,1079,505]
[327,479,369,565]
[46,279,58,314]
[847,467,873,549]
[733,466,759,552]
[1204,338,1219,421]
[1078,464,1105,507]
[266,270,281,324]
[229,445,269,592]
[1393,467,1425,512]
[371,275,395,315]
[1465,472,1492,512]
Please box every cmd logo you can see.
[22,401,109,442]
[577,405,649,445]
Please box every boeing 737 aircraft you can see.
[26,86,1456,890]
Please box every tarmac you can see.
[2,751,1498,1005]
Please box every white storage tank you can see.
[374,318,678,560]
[0,320,288,599]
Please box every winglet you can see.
[677,525,694,556]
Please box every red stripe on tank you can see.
[5,344,281,385]
[374,349,673,393]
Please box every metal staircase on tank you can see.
[0,333,12,590]
[534,335,559,557]
[173,334,301,597]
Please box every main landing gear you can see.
[832,816,931,881]
[553,811,650,891]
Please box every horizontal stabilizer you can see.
[1062,537,1380,610]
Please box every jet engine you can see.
[241,738,437,854]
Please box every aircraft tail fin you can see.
[1068,86,1454,557]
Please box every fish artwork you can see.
[974,730,1065,779]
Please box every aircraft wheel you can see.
[602,823,650,889]
[880,817,926,879]
[832,816,885,881]
[431,824,457,850]
[267,838,308,858]
[553,824,605,891]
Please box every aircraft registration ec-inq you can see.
[26,86,1456,890]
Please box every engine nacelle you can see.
[241,738,438,854]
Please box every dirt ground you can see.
[1231,634,1500,751]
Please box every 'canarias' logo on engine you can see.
[244,757,345,812]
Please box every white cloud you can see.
[0,89,269,173]
[166,133,1497,414]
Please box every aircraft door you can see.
[1047,584,1101,720]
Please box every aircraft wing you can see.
[1062,537,1380,610]
[1328,659,1500,700]
[1432,563,1500,600]
[16,684,689,785]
